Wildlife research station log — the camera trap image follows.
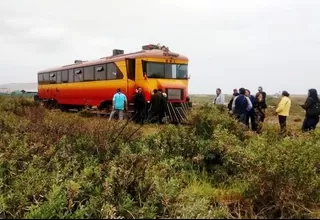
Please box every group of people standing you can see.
[214,86,267,133]
[214,87,320,134]
[134,88,168,124]
[109,88,168,124]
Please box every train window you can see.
[146,62,165,78]
[143,62,188,79]
[56,71,62,83]
[38,74,43,83]
[43,73,50,83]
[176,64,188,79]
[50,72,56,83]
[96,66,104,72]
[68,69,74,83]
[107,63,123,80]
[75,69,82,74]
[62,70,68,83]
[74,68,83,82]
[165,64,188,79]
[84,66,94,81]
[95,65,107,80]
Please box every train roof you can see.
[38,45,188,74]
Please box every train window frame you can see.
[62,70,68,83]
[95,64,107,80]
[74,68,84,82]
[56,71,62,83]
[84,66,95,81]
[107,62,123,80]
[68,69,74,83]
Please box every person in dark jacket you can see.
[228,92,239,112]
[254,92,267,133]
[258,86,267,102]
[232,88,253,125]
[258,86,267,122]
[158,89,167,124]
[148,89,161,123]
[133,87,146,124]
[300,88,320,132]
[245,89,257,131]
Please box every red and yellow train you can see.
[37,44,189,115]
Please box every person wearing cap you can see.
[109,88,127,121]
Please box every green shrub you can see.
[2,96,320,219]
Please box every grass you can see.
[1,95,320,219]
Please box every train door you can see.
[126,58,136,112]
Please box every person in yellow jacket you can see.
[275,91,291,133]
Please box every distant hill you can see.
[0,83,37,93]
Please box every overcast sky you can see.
[1,0,320,95]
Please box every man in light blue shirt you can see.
[109,88,127,121]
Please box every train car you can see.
[37,44,190,120]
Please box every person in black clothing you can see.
[228,92,239,112]
[254,92,267,133]
[133,87,146,124]
[258,86,267,122]
[258,86,266,101]
[300,88,320,132]
[148,89,161,123]
[186,96,192,108]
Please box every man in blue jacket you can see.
[231,88,253,125]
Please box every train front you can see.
[140,44,190,123]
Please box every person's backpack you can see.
[307,101,320,117]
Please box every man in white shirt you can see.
[214,88,225,105]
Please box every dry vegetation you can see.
[1,95,320,219]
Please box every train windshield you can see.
[144,62,188,79]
